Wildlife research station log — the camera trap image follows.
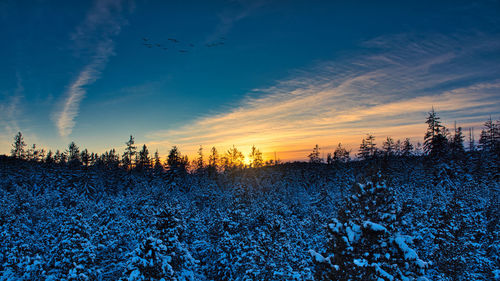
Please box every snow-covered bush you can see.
[311,179,428,280]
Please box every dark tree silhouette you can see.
[423,108,448,159]
[11,132,26,159]
[308,144,322,163]
[248,145,263,168]
[136,144,151,171]
[122,135,137,170]
[358,134,377,160]
[333,143,350,163]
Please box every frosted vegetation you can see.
[1,110,498,280]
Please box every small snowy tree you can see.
[48,214,96,280]
[154,206,197,280]
[121,236,175,281]
[310,177,428,280]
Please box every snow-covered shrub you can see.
[47,213,96,280]
[121,236,175,281]
[311,179,428,280]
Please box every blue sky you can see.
[1,0,499,160]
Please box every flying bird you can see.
[168,38,179,43]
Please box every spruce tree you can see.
[402,138,414,157]
[423,108,448,159]
[137,144,151,171]
[333,143,350,163]
[223,145,244,170]
[358,134,377,160]
[195,145,204,172]
[208,147,219,175]
[382,137,395,157]
[11,132,26,159]
[153,150,163,173]
[311,176,428,280]
[308,144,322,164]
[248,145,263,168]
[450,124,465,159]
[67,142,81,165]
[122,135,137,170]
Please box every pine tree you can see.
[432,192,490,280]
[382,137,395,157]
[195,145,204,172]
[308,144,322,163]
[479,117,499,154]
[167,146,189,173]
[154,150,163,173]
[333,143,350,163]
[11,132,26,159]
[450,123,465,159]
[326,153,334,165]
[122,135,137,170]
[48,214,96,280]
[80,149,90,167]
[401,138,414,157]
[248,145,263,168]
[208,147,219,175]
[137,144,151,171]
[167,146,181,171]
[223,145,244,170]
[423,108,448,159]
[59,151,68,164]
[358,134,377,160]
[468,128,475,152]
[45,150,54,164]
[105,149,120,169]
[154,206,196,280]
[311,177,428,280]
[67,141,81,165]
[121,237,175,281]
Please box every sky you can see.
[1,0,499,161]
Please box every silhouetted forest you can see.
[1,110,498,280]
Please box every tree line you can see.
[9,134,265,174]
[8,108,500,172]
[307,108,499,164]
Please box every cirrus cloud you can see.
[146,32,500,161]
[53,0,129,137]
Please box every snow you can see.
[309,250,325,263]
[0,141,498,281]
[394,236,419,261]
[362,221,387,233]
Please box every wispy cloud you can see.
[0,75,24,150]
[54,0,129,137]
[0,75,23,136]
[147,32,500,161]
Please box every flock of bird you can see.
[141,36,226,53]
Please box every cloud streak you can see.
[0,74,25,150]
[54,0,128,137]
[147,32,500,161]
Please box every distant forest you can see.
[0,109,498,280]
[6,109,500,172]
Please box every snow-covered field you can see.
[0,156,498,280]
